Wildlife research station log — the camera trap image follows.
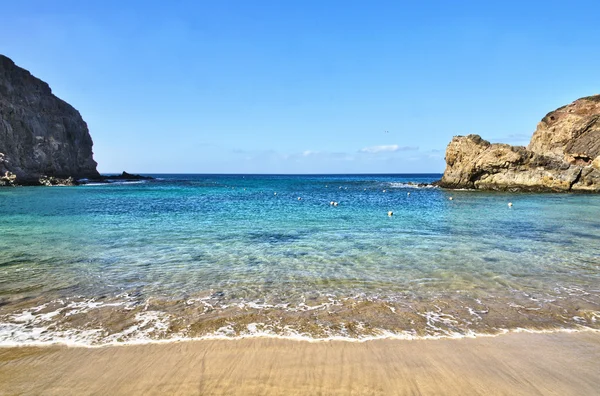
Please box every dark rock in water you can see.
[115,171,153,180]
[438,95,600,192]
[0,54,99,186]
[89,171,154,183]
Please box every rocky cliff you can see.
[438,95,600,192]
[0,55,99,185]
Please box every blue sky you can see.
[1,1,599,173]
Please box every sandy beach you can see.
[1,331,599,395]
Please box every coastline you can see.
[1,331,599,395]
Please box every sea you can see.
[0,174,599,346]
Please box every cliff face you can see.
[0,55,99,185]
[529,95,600,162]
[439,95,600,192]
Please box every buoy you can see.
[388,211,393,216]
[339,186,342,189]
[298,197,302,200]
[508,202,513,207]
[407,192,411,196]
[274,192,277,195]
[333,202,338,207]
[364,188,366,191]
[330,201,335,205]
[449,197,453,201]
[383,189,386,193]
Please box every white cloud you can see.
[359,144,418,154]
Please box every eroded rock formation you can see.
[438,95,600,192]
[0,55,99,186]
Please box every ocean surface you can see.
[0,174,599,346]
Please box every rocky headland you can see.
[438,95,600,192]
[0,54,100,186]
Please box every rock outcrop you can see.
[87,171,154,183]
[0,55,99,186]
[438,95,600,192]
[38,176,79,186]
[109,171,154,181]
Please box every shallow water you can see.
[0,174,599,345]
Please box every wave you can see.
[82,180,148,186]
[1,322,598,349]
[387,182,438,189]
[1,295,598,348]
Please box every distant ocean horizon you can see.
[1,173,598,346]
[97,172,444,177]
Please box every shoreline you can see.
[0,326,598,349]
[1,331,599,395]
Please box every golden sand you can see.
[1,332,599,395]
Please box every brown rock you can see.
[38,176,79,186]
[438,135,580,192]
[439,95,600,192]
[437,95,600,192]
[529,95,600,163]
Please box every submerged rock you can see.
[0,54,99,186]
[438,95,600,192]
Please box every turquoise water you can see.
[0,174,599,345]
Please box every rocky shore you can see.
[438,95,600,192]
[3,52,599,192]
[0,54,99,186]
[33,172,154,187]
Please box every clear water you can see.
[0,174,599,345]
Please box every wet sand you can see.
[1,332,599,395]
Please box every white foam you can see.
[508,303,541,311]
[83,180,147,186]
[419,307,459,336]
[1,321,599,349]
[1,296,599,348]
[0,297,134,347]
[103,311,172,343]
[388,182,437,189]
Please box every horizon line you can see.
[97,172,444,176]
